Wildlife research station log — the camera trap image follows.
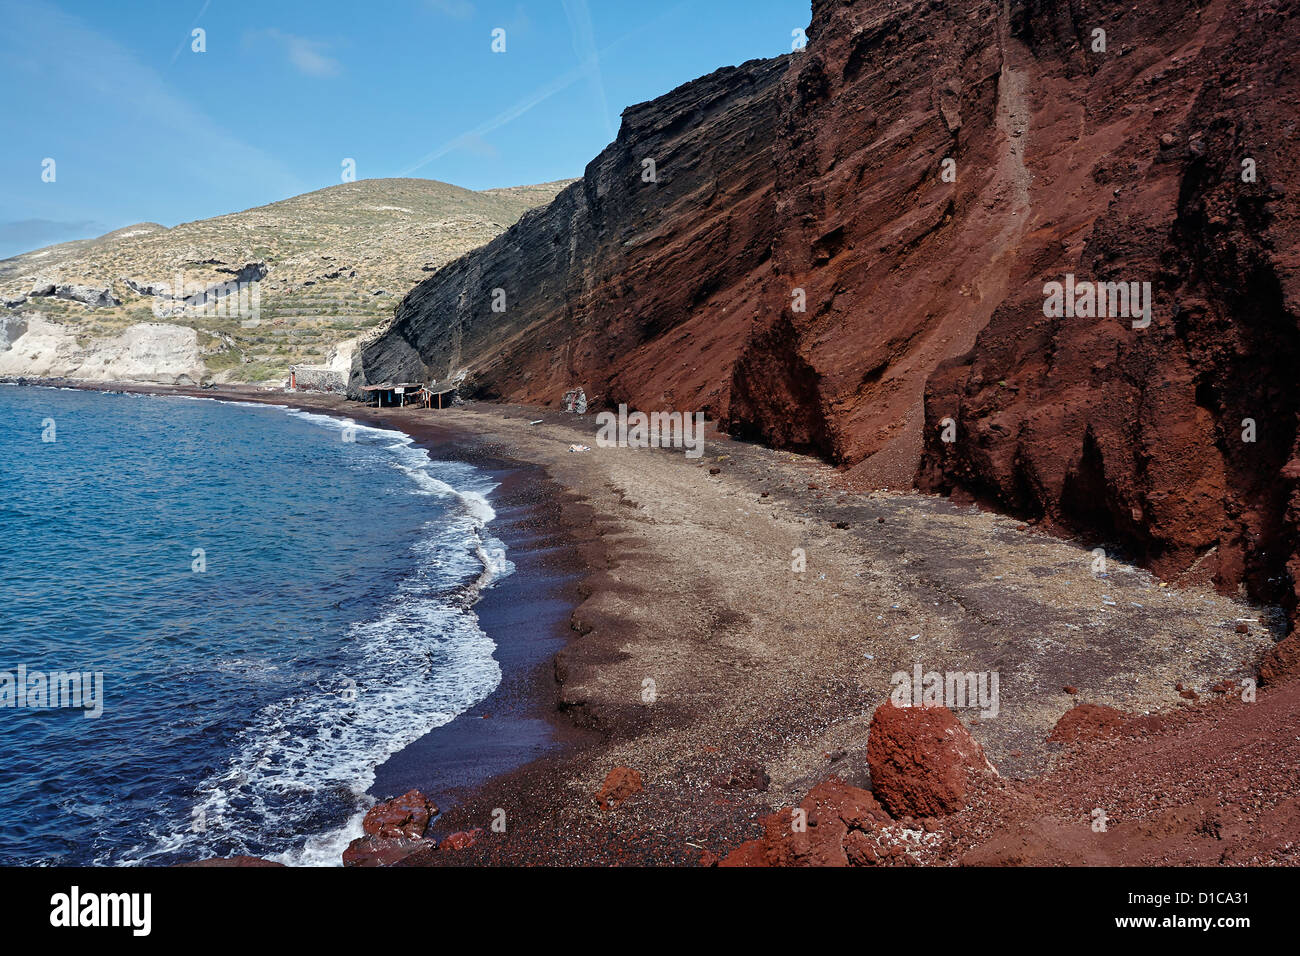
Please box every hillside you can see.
[352,0,1300,637]
[0,177,572,384]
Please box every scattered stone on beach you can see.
[1048,703,1127,743]
[719,779,894,867]
[343,789,440,867]
[362,789,437,839]
[866,702,996,817]
[440,829,484,852]
[342,835,432,868]
[596,767,644,810]
[170,394,1286,867]
[710,760,770,792]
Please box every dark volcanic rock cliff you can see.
[357,0,1299,621]
[350,53,791,411]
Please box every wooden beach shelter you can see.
[419,384,457,409]
[360,383,423,408]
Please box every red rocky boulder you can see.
[343,789,439,867]
[440,829,484,852]
[719,779,891,867]
[362,789,437,839]
[342,836,431,868]
[1260,635,1300,686]
[1048,703,1128,743]
[596,767,644,810]
[865,702,995,817]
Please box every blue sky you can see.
[0,0,811,258]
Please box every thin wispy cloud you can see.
[399,58,590,175]
[169,0,212,65]
[400,0,686,177]
[0,0,304,199]
[246,28,341,77]
[562,0,615,141]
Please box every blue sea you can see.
[0,385,512,865]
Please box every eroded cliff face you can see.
[918,0,1300,615]
[351,53,791,411]
[357,0,1299,612]
[0,315,207,385]
[353,0,1010,472]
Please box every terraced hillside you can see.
[0,178,572,383]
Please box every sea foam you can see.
[124,401,512,866]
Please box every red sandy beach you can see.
[51,380,1300,866]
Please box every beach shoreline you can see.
[22,379,605,862]
[23,377,1300,866]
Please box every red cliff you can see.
[355,0,1299,622]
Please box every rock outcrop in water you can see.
[342,789,439,867]
[354,0,1300,631]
